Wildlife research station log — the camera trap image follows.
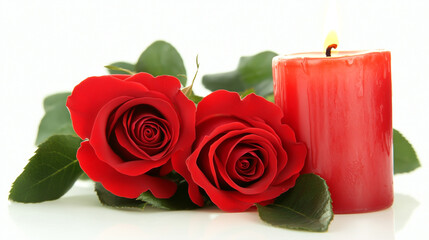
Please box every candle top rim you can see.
[273,50,390,62]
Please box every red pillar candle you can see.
[273,50,393,214]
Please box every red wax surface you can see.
[273,51,393,214]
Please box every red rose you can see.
[173,90,306,211]
[67,73,196,199]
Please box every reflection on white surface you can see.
[6,183,420,240]
[393,193,419,232]
[329,207,394,240]
[197,211,267,240]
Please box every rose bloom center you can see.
[108,104,172,160]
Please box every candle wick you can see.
[326,44,338,57]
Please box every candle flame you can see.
[323,0,340,52]
[324,30,339,50]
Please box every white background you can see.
[1,0,428,239]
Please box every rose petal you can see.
[130,74,196,156]
[114,116,170,160]
[129,113,169,148]
[127,74,182,99]
[195,116,249,146]
[172,122,246,208]
[212,133,278,195]
[67,75,148,139]
[77,141,177,199]
[175,90,307,212]
[197,90,297,142]
[186,148,254,212]
[105,93,180,152]
[196,90,243,125]
[170,88,197,153]
[106,91,173,136]
[131,115,166,146]
[229,173,300,204]
[159,161,173,176]
[172,150,205,206]
[226,146,264,183]
[198,141,223,189]
[243,93,297,142]
[90,95,180,176]
[192,122,249,188]
[127,74,196,157]
[273,142,307,184]
[209,127,279,167]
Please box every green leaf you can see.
[253,79,274,97]
[137,180,199,210]
[95,182,146,209]
[202,51,277,97]
[35,92,76,145]
[136,40,187,86]
[393,129,420,174]
[257,174,333,232]
[202,71,245,92]
[237,51,277,85]
[105,62,136,75]
[9,135,83,203]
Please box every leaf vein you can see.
[270,204,318,222]
[25,158,78,191]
